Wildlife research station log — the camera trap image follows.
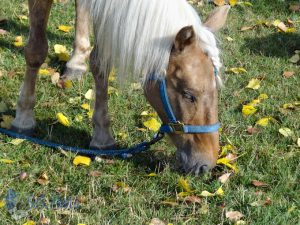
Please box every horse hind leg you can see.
[61,0,90,80]
[89,48,116,149]
[12,0,53,134]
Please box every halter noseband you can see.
[154,68,220,134]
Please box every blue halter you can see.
[155,70,220,134]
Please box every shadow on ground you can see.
[242,32,300,59]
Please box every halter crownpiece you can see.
[155,67,221,134]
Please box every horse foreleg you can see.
[89,49,116,149]
[61,0,90,80]
[12,0,53,134]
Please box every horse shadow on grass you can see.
[0,20,74,57]
[20,118,176,174]
[241,32,300,59]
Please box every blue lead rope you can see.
[0,127,164,158]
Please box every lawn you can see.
[0,0,299,224]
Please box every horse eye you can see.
[182,91,196,103]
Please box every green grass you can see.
[0,0,299,224]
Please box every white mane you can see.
[84,0,221,84]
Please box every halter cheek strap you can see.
[156,68,220,134]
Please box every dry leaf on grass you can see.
[250,198,271,207]
[0,29,8,35]
[183,196,201,204]
[247,126,260,134]
[279,128,294,137]
[37,171,49,185]
[19,172,28,181]
[289,3,300,12]
[218,173,232,183]
[251,180,269,187]
[226,211,244,222]
[84,89,94,100]
[149,218,166,225]
[283,71,295,78]
[89,171,102,177]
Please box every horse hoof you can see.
[61,68,86,81]
[10,125,35,136]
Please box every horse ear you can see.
[204,5,230,33]
[173,26,196,52]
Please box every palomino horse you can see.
[12,0,229,175]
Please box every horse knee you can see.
[24,37,48,69]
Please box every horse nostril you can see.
[191,163,208,176]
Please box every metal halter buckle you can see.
[169,121,185,134]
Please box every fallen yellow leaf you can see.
[220,144,236,157]
[200,190,215,197]
[109,67,116,82]
[229,0,237,6]
[242,105,257,116]
[9,138,25,145]
[226,67,247,74]
[178,192,191,198]
[143,118,161,132]
[246,78,261,90]
[215,187,224,196]
[258,93,268,100]
[286,28,296,33]
[0,200,5,208]
[56,112,71,127]
[38,69,51,76]
[0,159,14,164]
[226,36,234,42]
[64,80,72,89]
[84,89,94,100]
[23,220,35,225]
[147,173,157,177]
[58,25,72,33]
[217,158,239,173]
[54,44,70,61]
[87,109,94,119]
[54,44,67,54]
[214,0,225,6]
[13,36,24,47]
[255,117,274,127]
[178,177,192,192]
[81,103,90,111]
[248,99,260,106]
[73,156,91,166]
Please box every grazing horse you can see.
[12,0,229,175]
